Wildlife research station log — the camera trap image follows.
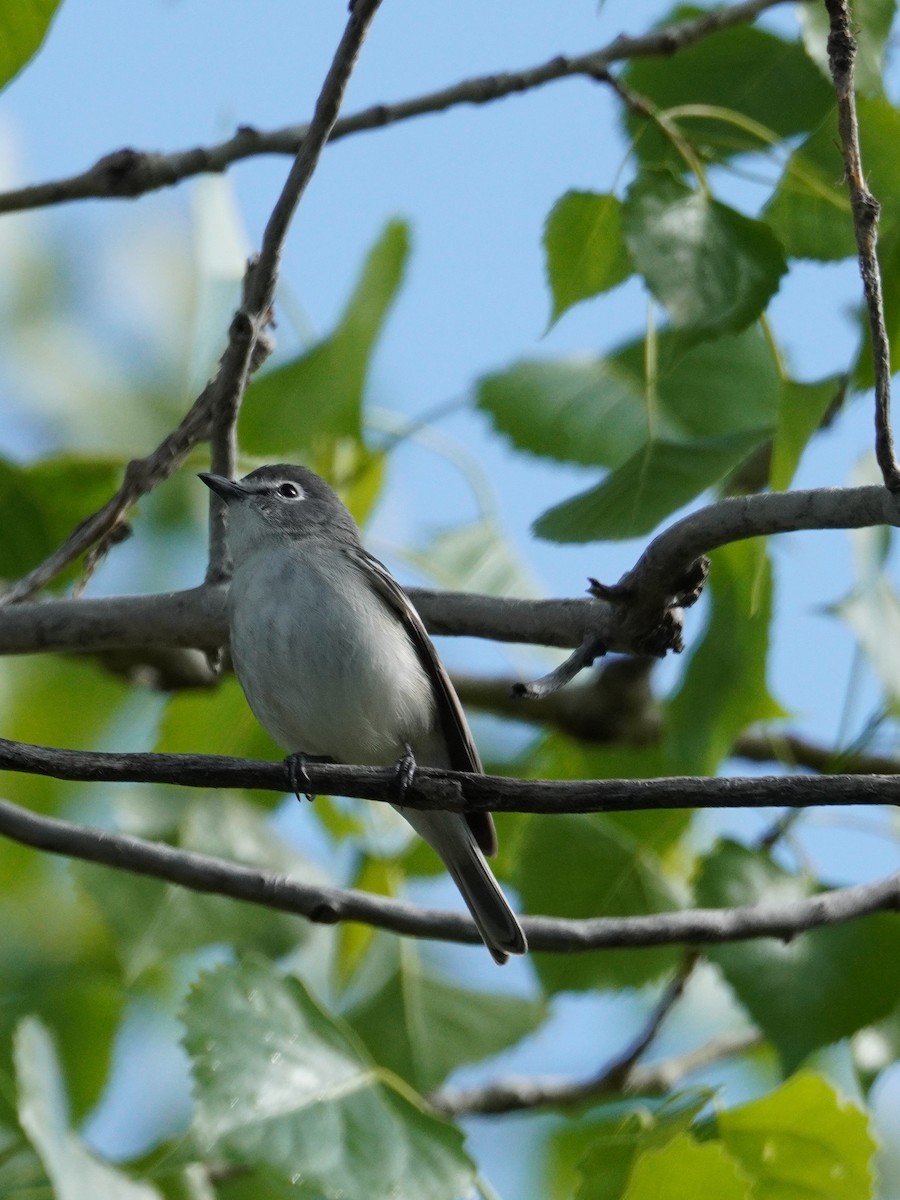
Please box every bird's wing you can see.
[347,546,497,856]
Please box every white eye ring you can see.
[275,482,302,499]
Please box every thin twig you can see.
[204,272,275,587]
[513,634,606,700]
[0,785,897,953]
[0,0,792,217]
[0,0,383,608]
[824,0,900,490]
[733,729,900,775]
[0,381,223,607]
[431,1029,759,1117]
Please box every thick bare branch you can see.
[615,485,900,638]
[0,586,612,657]
[0,484,895,669]
[0,0,792,216]
[824,0,899,489]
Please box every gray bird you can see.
[199,464,527,963]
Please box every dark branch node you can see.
[309,903,340,924]
[672,556,710,608]
[587,577,632,603]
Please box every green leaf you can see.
[765,98,900,262]
[0,656,130,844]
[75,795,310,979]
[343,939,545,1092]
[614,326,780,439]
[666,540,783,773]
[623,12,834,165]
[623,174,787,336]
[717,1073,876,1200]
[799,0,896,97]
[552,1091,711,1200]
[762,152,854,262]
[479,326,778,473]
[0,455,123,583]
[184,958,474,1198]
[769,377,841,491]
[544,192,634,324]
[534,428,768,543]
[7,970,123,1124]
[15,1017,163,1200]
[696,841,900,1070]
[513,814,681,994]
[0,1121,47,1196]
[477,358,651,468]
[213,1166,328,1199]
[618,1135,751,1200]
[240,220,409,453]
[0,0,61,91]
[521,735,692,855]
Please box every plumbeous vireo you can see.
[199,464,527,964]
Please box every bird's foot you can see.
[395,743,417,802]
[285,752,332,803]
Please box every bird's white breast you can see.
[228,539,438,766]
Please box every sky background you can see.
[1,1,899,1195]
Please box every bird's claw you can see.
[286,752,318,803]
[395,744,417,802]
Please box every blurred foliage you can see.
[1,1,900,1198]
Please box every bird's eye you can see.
[276,482,300,499]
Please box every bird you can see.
[199,464,527,963]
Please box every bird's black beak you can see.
[198,472,246,502]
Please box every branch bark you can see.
[431,1030,760,1116]
[4,736,900,814]
[824,0,899,489]
[0,0,384,607]
[0,781,897,952]
[0,0,792,216]
[1,486,897,665]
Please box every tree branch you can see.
[440,787,800,1119]
[824,0,899,490]
[0,586,611,656]
[4,736,900,815]
[0,0,792,217]
[0,779,897,953]
[1,486,897,666]
[614,485,900,640]
[431,1030,760,1116]
[733,730,900,775]
[0,0,383,608]
[457,670,900,777]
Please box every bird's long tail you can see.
[400,808,527,964]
